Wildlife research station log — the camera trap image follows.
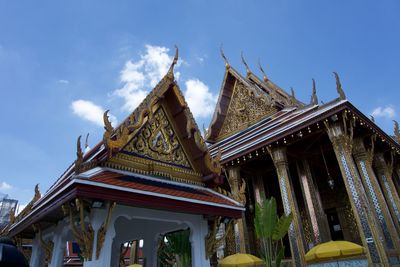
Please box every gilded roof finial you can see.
[310,78,318,105]
[220,45,230,69]
[84,133,89,149]
[288,87,297,106]
[258,60,268,82]
[393,120,400,142]
[241,52,251,76]
[167,45,179,80]
[203,124,208,138]
[370,115,375,123]
[103,110,114,133]
[75,135,83,174]
[333,72,346,100]
[34,184,41,202]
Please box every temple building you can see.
[2,47,400,266]
[2,49,243,267]
[205,52,400,266]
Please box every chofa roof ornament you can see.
[166,45,179,80]
[333,72,346,100]
[103,110,129,153]
[258,60,269,82]
[241,52,252,77]
[220,46,230,69]
[310,78,318,105]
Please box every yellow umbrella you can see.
[219,253,264,267]
[305,241,365,262]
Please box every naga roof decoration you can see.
[0,185,41,236]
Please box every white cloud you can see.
[371,105,396,119]
[184,79,217,118]
[0,182,12,191]
[71,100,117,127]
[114,45,180,111]
[58,79,69,84]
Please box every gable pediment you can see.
[121,106,192,169]
[216,78,278,141]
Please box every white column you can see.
[30,237,45,267]
[190,219,210,267]
[84,207,116,267]
[49,225,67,267]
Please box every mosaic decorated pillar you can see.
[326,122,389,266]
[269,147,307,266]
[395,164,400,195]
[253,175,265,205]
[227,166,248,253]
[374,153,400,234]
[353,138,400,259]
[297,160,331,245]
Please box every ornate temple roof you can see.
[205,61,303,143]
[6,48,243,238]
[207,66,400,163]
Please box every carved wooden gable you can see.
[218,80,278,140]
[121,106,192,169]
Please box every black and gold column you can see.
[326,121,389,266]
[227,166,249,253]
[353,138,400,259]
[297,160,331,245]
[269,147,307,266]
[374,153,400,234]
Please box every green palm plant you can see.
[158,229,191,267]
[254,194,293,267]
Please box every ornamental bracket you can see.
[205,217,233,259]
[62,198,94,261]
[32,224,54,265]
[95,202,116,259]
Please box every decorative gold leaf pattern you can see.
[123,107,191,168]
[218,81,277,139]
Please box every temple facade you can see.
[2,48,400,266]
[205,53,400,266]
[2,49,243,267]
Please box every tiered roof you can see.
[7,48,243,239]
[206,55,400,163]
[206,54,303,143]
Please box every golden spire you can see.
[310,78,318,105]
[258,60,268,82]
[333,72,346,100]
[167,45,179,80]
[241,52,251,76]
[220,45,230,69]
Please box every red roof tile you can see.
[88,171,240,208]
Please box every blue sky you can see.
[0,0,399,207]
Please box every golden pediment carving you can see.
[122,107,192,169]
[218,81,277,140]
